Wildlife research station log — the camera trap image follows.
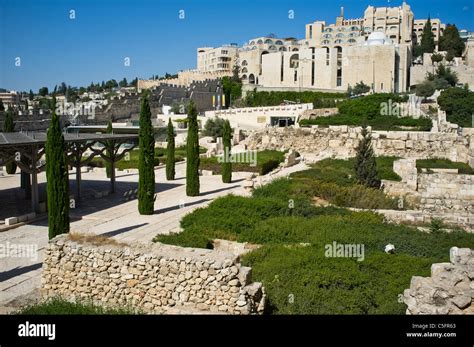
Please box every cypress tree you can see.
[4,109,17,174]
[420,17,435,55]
[46,97,70,239]
[138,94,155,215]
[166,118,176,180]
[221,120,232,183]
[186,100,200,196]
[354,126,380,188]
[105,120,113,178]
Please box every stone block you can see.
[5,217,18,225]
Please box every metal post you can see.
[31,146,38,213]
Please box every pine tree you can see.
[105,120,113,178]
[221,120,232,183]
[3,109,17,174]
[420,17,435,55]
[186,101,200,196]
[46,97,70,239]
[354,126,380,188]
[166,118,175,180]
[138,94,155,215]
[439,24,465,58]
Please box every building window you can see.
[294,70,298,82]
[309,25,313,39]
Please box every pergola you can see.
[0,131,139,213]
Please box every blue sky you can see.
[1,0,473,92]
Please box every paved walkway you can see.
[0,161,309,312]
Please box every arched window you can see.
[292,48,299,51]
[257,39,263,44]
[241,67,248,73]
[269,45,277,50]
[279,46,287,51]
[334,39,343,44]
[249,41,255,45]
[241,74,248,80]
[390,26,397,30]
[264,39,273,44]
[241,60,248,66]
[336,33,344,38]
[323,33,332,39]
[289,54,299,68]
[348,39,356,43]
[324,28,333,32]
[322,40,330,45]
[248,74,255,84]
[275,40,283,45]
[351,26,359,31]
[376,26,384,31]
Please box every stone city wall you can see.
[41,235,266,314]
[242,126,473,164]
[403,247,474,314]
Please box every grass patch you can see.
[416,158,474,175]
[16,297,137,315]
[154,194,474,314]
[200,150,285,175]
[87,145,206,170]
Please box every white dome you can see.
[366,31,393,46]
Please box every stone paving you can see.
[0,161,309,312]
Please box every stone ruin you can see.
[403,247,474,314]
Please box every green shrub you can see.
[416,158,474,175]
[17,297,137,315]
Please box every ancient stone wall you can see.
[41,235,265,314]
[403,247,474,314]
[382,159,474,214]
[242,126,473,164]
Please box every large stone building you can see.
[197,44,239,73]
[140,2,459,94]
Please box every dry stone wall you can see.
[41,235,266,314]
[403,247,474,315]
[242,126,473,164]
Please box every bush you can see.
[17,297,136,315]
[244,90,346,109]
[438,87,474,127]
[299,93,431,131]
[203,117,226,140]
